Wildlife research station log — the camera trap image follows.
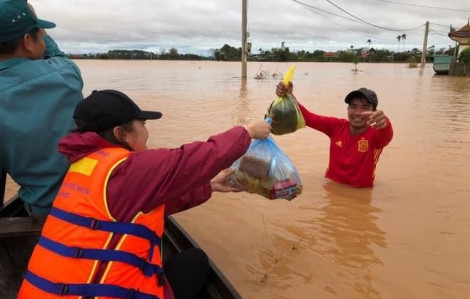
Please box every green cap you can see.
[0,0,56,42]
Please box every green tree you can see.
[396,35,401,53]
[215,44,241,61]
[271,44,291,62]
[337,50,355,62]
[407,56,418,68]
[459,48,470,75]
[401,34,407,52]
[427,45,435,56]
[370,49,391,62]
[459,47,470,64]
[352,56,359,71]
[168,47,179,59]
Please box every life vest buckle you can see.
[74,247,84,258]
[129,288,138,299]
[138,258,150,275]
[59,283,69,295]
[90,219,100,229]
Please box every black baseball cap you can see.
[74,90,162,131]
[344,88,378,107]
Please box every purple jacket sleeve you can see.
[163,184,212,217]
[107,126,251,222]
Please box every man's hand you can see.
[363,110,388,129]
[276,81,293,97]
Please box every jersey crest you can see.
[357,139,369,152]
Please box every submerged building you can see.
[447,20,470,76]
[449,20,470,57]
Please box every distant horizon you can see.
[64,44,454,58]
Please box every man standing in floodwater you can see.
[276,82,393,187]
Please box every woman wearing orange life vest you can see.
[18,89,271,299]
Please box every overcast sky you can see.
[33,0,470,56]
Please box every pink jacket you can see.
[57,126,251,299]
[58,126,251,222]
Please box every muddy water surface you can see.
[5,61,470,299]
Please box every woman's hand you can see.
[244,120,271,139]
[210,169,241,192]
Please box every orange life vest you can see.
[18,147,165,299]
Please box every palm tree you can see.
[367,39,371,50]
[352,56,359,72]
[396,35,401,53]
[428,45,435,56]
[401,34,407,52]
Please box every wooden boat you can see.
[432,55,453,75]
[163,216,241,299]
[0,169,242,299]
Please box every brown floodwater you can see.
[5,61,470,298]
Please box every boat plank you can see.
[0,217,42,238]
[164,216,242,299]
[0,195,242,299]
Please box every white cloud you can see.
[33,0,470,55]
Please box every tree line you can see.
[69,43,455,63]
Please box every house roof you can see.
[449,22,470,44]
[323,51,338,57]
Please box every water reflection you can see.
[4,61,470,298]
[245,232,309,299]
[241,181,388,299]
[239,79,248,98]
[428,76,470,135]
[442,76,470,95]
[244,212,314,299]
[431,76,470,99]
[233,79,250,125]
[418,67,425,77]
[317,182,386,297]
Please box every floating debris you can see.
[260,237,304,283]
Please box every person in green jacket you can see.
[0,0,83,219]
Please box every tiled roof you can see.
[449,23,470,42]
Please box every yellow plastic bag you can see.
[266,65,306,135]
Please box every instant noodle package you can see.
[228,136,302,200]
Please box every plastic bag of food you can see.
[227,136,303,200]
[266,65,306,135]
